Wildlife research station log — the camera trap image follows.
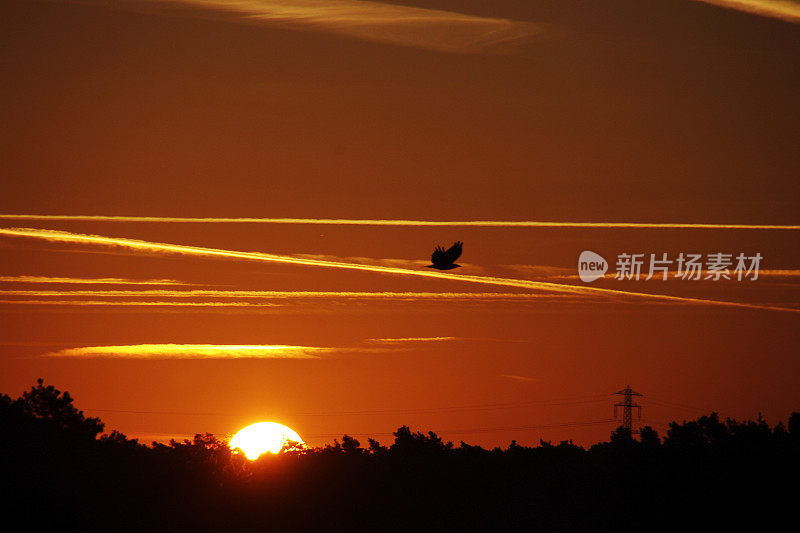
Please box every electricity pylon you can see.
[613,386,643,433]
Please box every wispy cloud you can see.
[503,265,574,278]
[2,215,798,230]
[366,336,460,343]
[1,227,797,313]
[501,374,537,383]
[295,254,427,269]
[43,343,402,358]
[45,344,327,359]
[72,0,539,53]
[180,0,540,53]
[692,0,800,23]
[0,275,192,286]
[506,266,800,282]
[0,290,583,313]
[759,270,800,277]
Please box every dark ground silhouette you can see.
[1,380,797,531]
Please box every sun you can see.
[230,422,304,459]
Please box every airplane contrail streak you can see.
[0,290,574,299]
[1,227,797,313]
[0,215,797,229]
[0,275,191,285]
[0,299,281,307]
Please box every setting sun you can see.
[230,422,304,459]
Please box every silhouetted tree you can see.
[609,425,635,445]
[340,434,361,455]
[390,425,453,455]
[368,437,386,455]
[15,378,103,439]
[789,412,800,437]
[639,425,660,447]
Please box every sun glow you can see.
[230,422,304,459]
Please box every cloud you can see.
[43,343,402,358]
[366,336,460,343]
[295,254,428,270]
[70,0,539,53]
[0,290,585,314]
[0,341,85,347]
[1,226,798,313]
[176,0,540,53]
[759,270,800,277]
[44,344,327,359]
[501,374,537,383]
[0,275,192,285]
[2,214,798,230]
[692,0,800,23]
[506,266,800,282]
[503,265,575,278]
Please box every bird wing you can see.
[431,245,447,264]
[444,241,463,263]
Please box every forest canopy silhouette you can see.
[1,380,797,531]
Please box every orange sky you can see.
[1,0,798,448]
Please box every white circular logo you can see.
[578,250,608,282]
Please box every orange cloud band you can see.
[45,344,326,359]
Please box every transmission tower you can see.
[613,386,643,433]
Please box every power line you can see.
[644,396,713,414]
[113,391,733,444]
[304,419,617,439]
[132,418,619,441]
[84,394,610,418]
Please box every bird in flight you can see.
[428,241,463,270]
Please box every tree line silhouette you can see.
[2,379,798,531]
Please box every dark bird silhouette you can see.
[428,241,463,270]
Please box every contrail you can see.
[0,299,282,308]
[1,215,797,229]
[366,337,459,343]
[1,226,797,313]
[0,275,191,286]
[0,289,575,300]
